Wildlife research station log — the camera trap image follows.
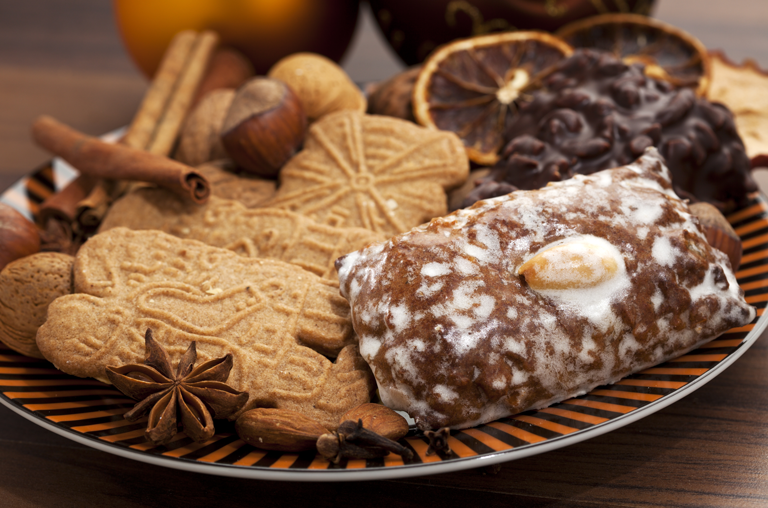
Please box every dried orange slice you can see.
[556,14,710,96]
[707,50,768,164]
[412,31,572,166]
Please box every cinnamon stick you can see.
[32,116,210,204]
[73,30,218,229]
[147,30,219,156]
[75,181,115,229]
[123,30,198,150]
[36,174,97,228]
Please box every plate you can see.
[1,162,766,482]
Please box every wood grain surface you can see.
[1,1,768,506]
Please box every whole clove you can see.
[316,419,413,464]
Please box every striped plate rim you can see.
[0,165,765,482]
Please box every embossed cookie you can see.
[264,110,469,235]
[36,228,373,429]
[195,160,276,208]
[99,189,384,280]
[0,252,73,358]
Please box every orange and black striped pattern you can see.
[0,169,764,476]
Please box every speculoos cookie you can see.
[99,189,384,280]
[36,228,373,429]
[264,110,469,235]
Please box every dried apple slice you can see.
[706,50,768,166]
[412,31,573,166]
[556,13,710,96]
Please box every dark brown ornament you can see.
[369,0,655,66]
[105,329,248,445]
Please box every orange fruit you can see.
[113,0,359,77]
[412,31,572,166]
[556,14,710,96]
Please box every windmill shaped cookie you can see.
[265,110,469,235]
[36,228,373,429]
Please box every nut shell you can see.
[0,252,74,358]
[0,203,40,271]
[689,202,742,270]
[221,78,307,177]
[366,66,420,122]
[341,403,410,441]
[235,407,328,452]
[268,52,366,122]
[176,89,235,166]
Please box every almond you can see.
[518,241,618,290]
[341,403,409,441]
[235,407,328,452]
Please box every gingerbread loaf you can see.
[337,149,755,430]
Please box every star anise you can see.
[105,329,249,445]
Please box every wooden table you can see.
[1,2,767,506]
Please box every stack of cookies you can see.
[16,51,471,433]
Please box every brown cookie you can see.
[36,228,373,429]
[99,189,384,280]
[264,110,469,235]
[0,252,73,358]
[194,160,276,208]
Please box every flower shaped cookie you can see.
[266,111,469,235]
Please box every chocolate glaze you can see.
[461,49,757,211]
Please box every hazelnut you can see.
[221,77,307,177]
[366,66,421,122]
[0,202,40,271]
[689,202,742,270]
[235,407,328,452]
[268,53,366,123]
[176,89,235,167]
